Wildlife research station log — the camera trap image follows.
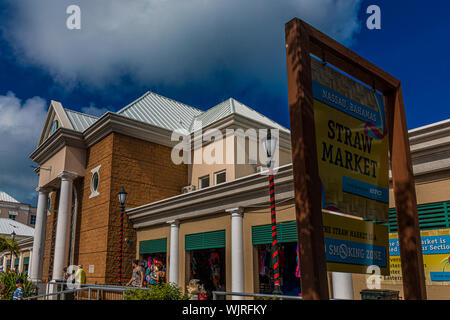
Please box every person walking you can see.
[126,260,144,288]
[12,278,24,300]
[75,264,86,285]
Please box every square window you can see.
[199,175,210,189]
[214,170,226,185]
[30,215,36,225]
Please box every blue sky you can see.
[0,0,448,205]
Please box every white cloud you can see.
[0,92,47,204]
[81,103,110,117]
[2,0,363,89]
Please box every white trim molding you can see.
[89,165,101,199]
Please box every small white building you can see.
[0,218,35,275]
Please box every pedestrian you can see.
[157,265,166,284]
[12,278,24,300]
[63,267,68,281]
[126,260,144,288]
[75,264,86,285]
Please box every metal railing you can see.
[25,282,152,300]
[212,291,303,300]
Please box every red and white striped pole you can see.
[118,204,124,285]
[264,129,282,295]
[269,168,282,295]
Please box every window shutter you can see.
[185,230,226,250]
[386,201,450,232]
[139,238,167,255]
[252,221,298,245]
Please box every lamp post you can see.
[262,129,282,295]
[10,231,16,272]
[117,187,127,286]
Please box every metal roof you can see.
[0,218,34,237]
[191,98,233,131]
[0,191,19,203]
[191,98,290,133]
[117,91,203,132]
[65,109,99,132]
[62,92,289,134]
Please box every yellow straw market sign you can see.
[313,81,389,222]
[322,212,389,275]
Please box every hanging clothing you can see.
[210,252,221,289]
[279,246,286,271]
[259,249,266,276]
[295,245,301,278]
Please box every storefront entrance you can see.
[185,229,226,299]
[139,238,168,285]
[189,248,225,298]
[253,222,301,296]
[141,252,167,285]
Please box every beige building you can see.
[0,218,34,274]
[129,118,450,299]
[28,87,290,288]
[26,56,450,299]
[0,191,36,227]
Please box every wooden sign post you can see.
[285,18,426,300]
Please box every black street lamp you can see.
[10,231,16,272]
[117,187,127,285]
[262,129,282,295]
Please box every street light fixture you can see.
[262,128,278,169]
[262,129,282,295]
[117,187,127,285]
[118,188,128,209]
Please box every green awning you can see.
[185,230,226,251]
[252,221,298,245]
[139,238,167,255]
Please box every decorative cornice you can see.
[83,112,177,148]
[30,128,85,164]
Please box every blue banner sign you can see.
[325,238,387,267]
[389,235,450,256]
[312,80,384,127]
[342,176,389,203]
[430,272,450,281]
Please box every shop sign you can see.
[386,229,450,284]
[313,81,389,222]
[322,212,389,275]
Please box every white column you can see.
[27,249,33,279]
[227,207,244,300]
[18,251,24,273]
[167,220,180,285]
[10,253,15,271]
[52,172,76,281]
[331,272,354,300]
[30,188,50,281]
[2,255,6,271]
